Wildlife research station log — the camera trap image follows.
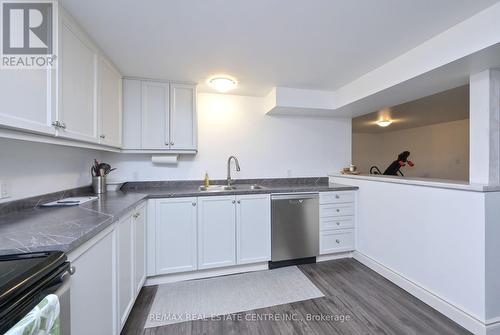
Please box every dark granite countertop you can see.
[123,178,357,198]
[0,192,148,256]
[0,178,357,256]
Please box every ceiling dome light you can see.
[208,76,237,92]
[376,119,393,127]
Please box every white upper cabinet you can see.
[236,194,271,264]
[122,79,142,149]
[0,69,55,135]
[98,56,122,148]
[170,83,197,150]
[58,14,99,143]
[142,81,170,149]
[122,78,197,153]
[197,196,237,269]
[0,6,123,150]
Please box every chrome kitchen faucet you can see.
[227,156,241,186]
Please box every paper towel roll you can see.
[151,155,178,165]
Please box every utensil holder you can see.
[92,176,107,194]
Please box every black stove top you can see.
[0,251,68,333]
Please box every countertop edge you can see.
[329,173,500,192]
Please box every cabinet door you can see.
[122,79,142,149]
[197,196,236,269]
[169,83,197,150]
[99,57,122,148]
[70,230,116,335]
[155,198,197,274]
[0,69,55,135]
[117,213,134,329]
[134,203,147,294]
[236,194,271,264]
[141,81,170,149]
[59,16,98,143]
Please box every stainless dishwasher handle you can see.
[271,193,318,200]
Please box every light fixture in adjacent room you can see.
[208,75,237,92]
[376,119,393,127]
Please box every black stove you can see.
[0,251,70,334]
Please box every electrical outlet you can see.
[0,181,11,199]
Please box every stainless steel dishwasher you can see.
[271,193,319,267]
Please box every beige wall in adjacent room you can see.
[352,119,469,181]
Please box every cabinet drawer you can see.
[320,216,354,231]
[320,191,354,204]
[320,203,354,218]
[320,229,354,254]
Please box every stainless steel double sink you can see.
[198,184,266,192]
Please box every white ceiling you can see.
[352,85,469,133]
[60,0,499,96]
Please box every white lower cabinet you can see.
[236,194,271,264]
[69,201,146,335]
[197,196,237,269]
[155,197,198,274]
[69,228,116,335]
[320,229,355,254]
[117,203,147,331]
[117,213,134,329]
[319,191,356,255]
[150,194,272,276]
[134,203,147,295]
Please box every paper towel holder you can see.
[151,154,179,165]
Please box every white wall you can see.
[485,191,500,322]
[103,93,352,182]
[330,175,488,334]
[0,138,101,203]
[352,119,469,180]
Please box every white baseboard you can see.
[317,251,353,262]
[487,322,500,335]
[145,253,354,286]
[353,251,487,335]
[145,262,269,286]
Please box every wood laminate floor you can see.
[121,259,471,335]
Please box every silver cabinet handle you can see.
[100,134,106,139]
[336,239,341,244]
[132,213,139,219]
[192,202,196,207]
[51,121,66,129]
[232,200,236,204]
[336,222,340,225]
[170,141,174,146]
[237,200,241,204]
[336,209,340,212]
[335,194,340,199]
